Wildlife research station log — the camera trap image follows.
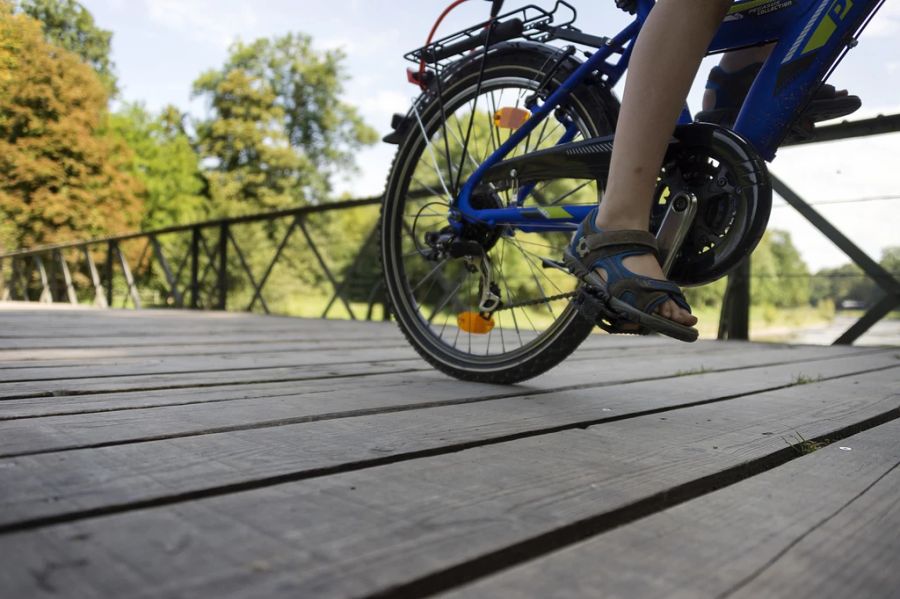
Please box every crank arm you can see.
[655,191,698,277]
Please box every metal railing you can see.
[2,115,898,343]
[0,196,387,320]
[718,114,900,345]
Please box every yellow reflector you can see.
[493,107,530,130]
[457,311,495,335]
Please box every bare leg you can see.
[594,0,731,326]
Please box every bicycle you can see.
[379,0,884,384]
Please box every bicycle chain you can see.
[493,291,578,312]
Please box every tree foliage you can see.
[15,0,117,95]
[109,104,206,230]
[0,5,141,250]
[810,245,900,307]
[192,33,377,215]
[751,229,810,307]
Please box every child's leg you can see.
[594,0,731,325]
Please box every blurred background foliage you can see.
[0,0,895,323]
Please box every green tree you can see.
[109,103,206,230]
[751,230,810,308]
[0,5,141,250]
[810,245,900,308]
[192,33,377,215]
[15,0,117,95]
[880,246,900,275]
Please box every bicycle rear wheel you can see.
[381,43,619,384]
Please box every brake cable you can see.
[417,0,473,89]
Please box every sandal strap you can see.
[609,276,692,315]
[574,229,660,268]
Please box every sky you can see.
[80,0,900,271]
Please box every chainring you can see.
[650,123,772,287]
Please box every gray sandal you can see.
[564,209,699,342]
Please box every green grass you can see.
[674,366,711,377]
[791,373,824,386]
[782,432,828,455]
[690,304,840,341]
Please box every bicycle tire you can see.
[380,42,619,384]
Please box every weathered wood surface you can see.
[451,419,900,599]
[0,303,897,598]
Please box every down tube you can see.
[454,20,641,230]
[734,0,882,158]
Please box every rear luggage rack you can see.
[404,1,578,70]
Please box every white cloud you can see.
[864,4,900,38]
[771,130,900,270]
[354,90,411,128]
[140,0,260,48]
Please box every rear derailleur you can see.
[423,228,502,318]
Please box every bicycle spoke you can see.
[411,176,451,204]
[548,180,595,206]
[411,103,453,200]
[504,238,562,318]
[386,64,609,376]
[428,272,466,324]
[496,244,523,348]
[409,258,450,294]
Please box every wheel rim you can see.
[384,70,608,370]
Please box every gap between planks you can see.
[0,367,897,598]
[447,419,900,599]
[1,356,895,535]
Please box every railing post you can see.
[33,255,53,303]
[217,223,228,310]
[1,258,10,301]
[718,258,750,341]
[105,241,115,307]
[151,236,184,307]
[115,243,142,309]
[55,249,78,305]
[190,227,200,309]
[83,247,107,308]
[771,174,900,345]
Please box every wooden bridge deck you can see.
[0,303,898,598]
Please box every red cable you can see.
[417,0,473,88]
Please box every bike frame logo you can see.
[803,0,853,55]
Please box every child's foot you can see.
[566,208,699,337]
[594,251,697,327]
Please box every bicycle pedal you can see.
[574,286,617,323]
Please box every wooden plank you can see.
[0,346,881,453]
[451,419,900,599]
[0,337,680,380]
[0,351,425,400]
[1,354,894,530]
[0,334,669,363]
[0,329,403,349]
[0,345,421,382]
[0,344,865,420]
[0,368,896,598]
[0,343,708,418]
[0,308,404,346]
[0,340,413,366]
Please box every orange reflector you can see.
[457,311,495,335]
[493,107,530,130]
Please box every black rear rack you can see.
[404,1,578,70]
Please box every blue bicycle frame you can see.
[451,0,883,233]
